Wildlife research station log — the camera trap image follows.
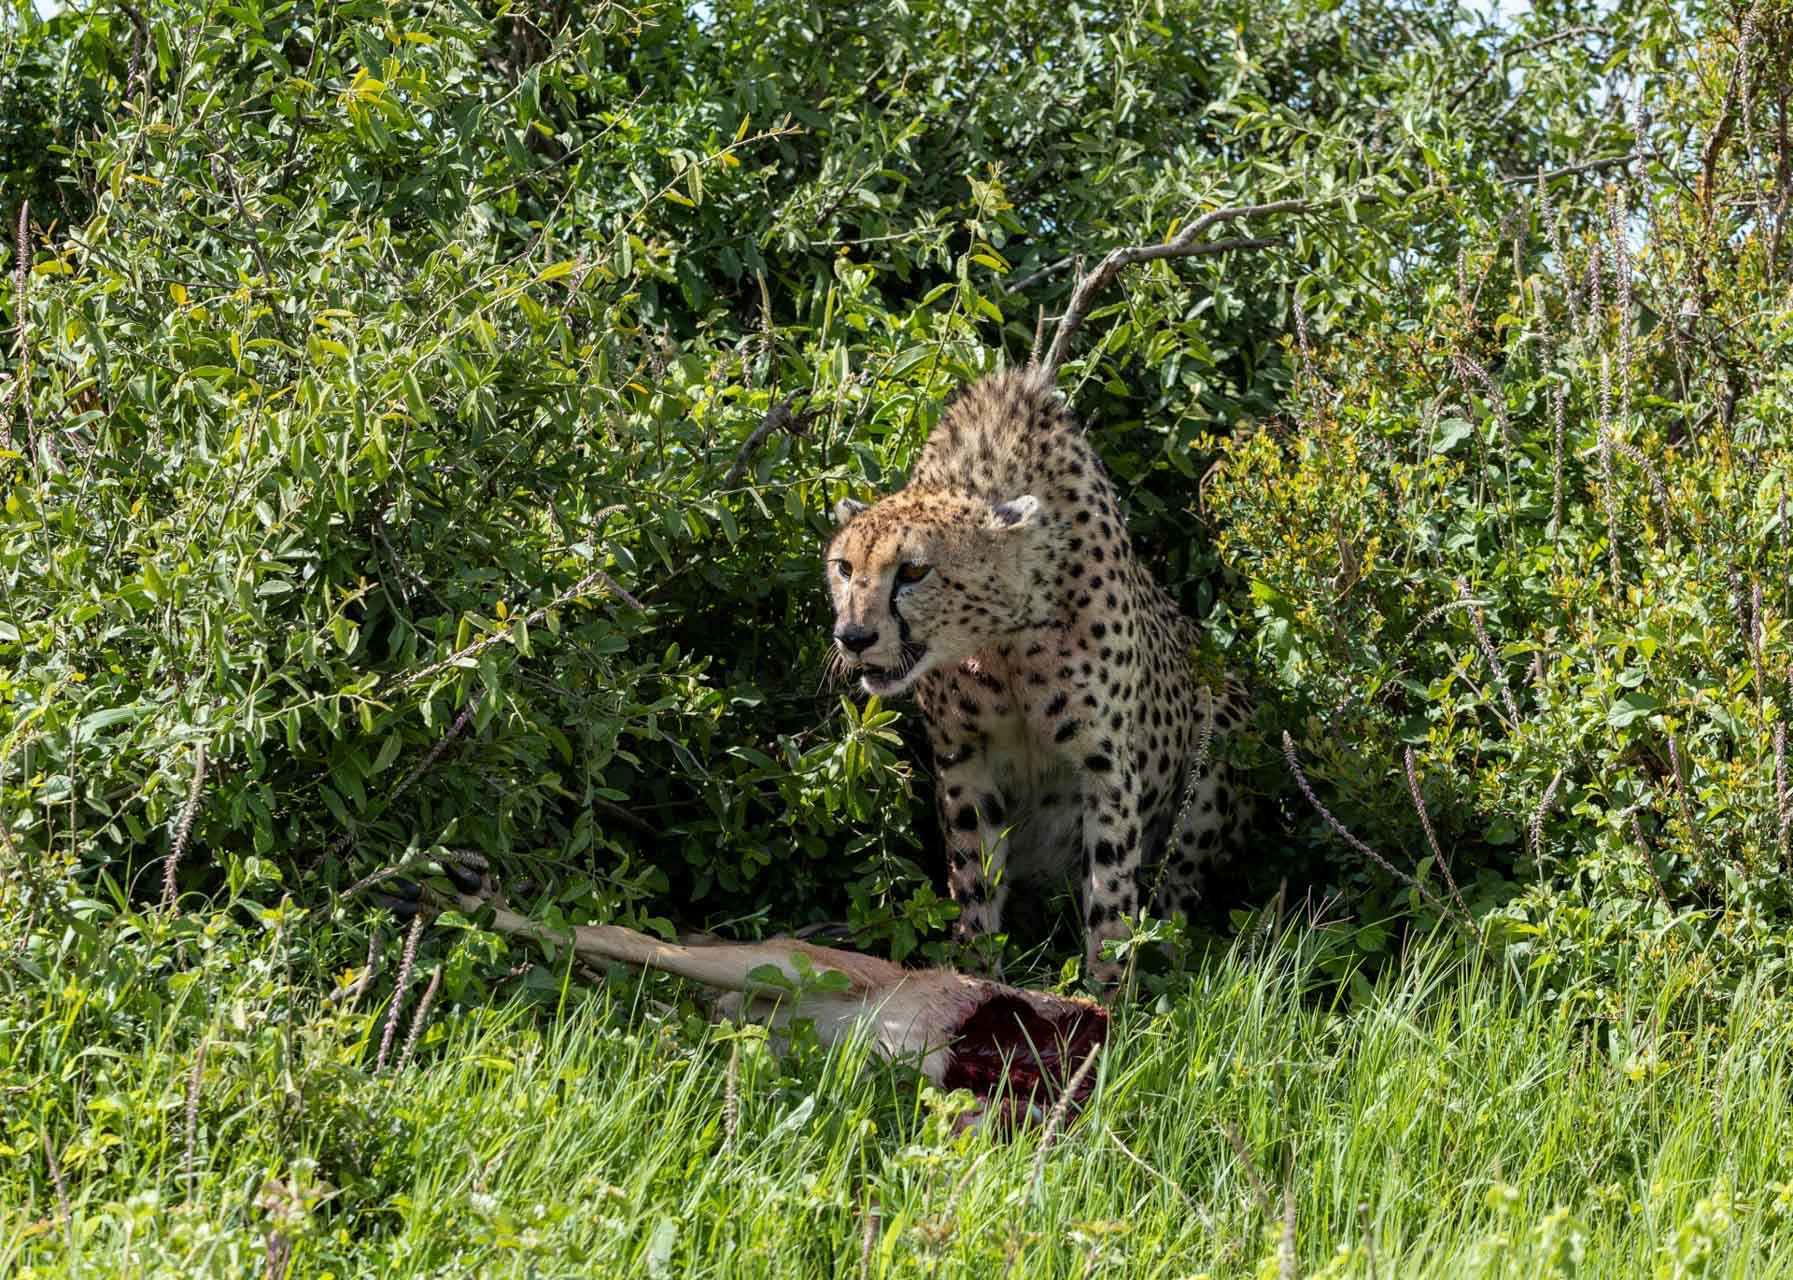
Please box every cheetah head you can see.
[825,488,1043,697]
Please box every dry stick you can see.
[396,565,642,692]
[376,913,425,1073]
[1003,255,1075,295]
[42,1129,71,1229]
[1281,732,1463,927]
[1403,748,1479,939]
[1027,1047,1102,1203]
[1456,578,1523,726]
[162,744,209,911]
[396,964,442,1072]
[1616,441,1675,549]
[1631,810,1677,915]
[1455,354,1514,446]
[941,1150,992,1226]
[856,1194,880,1280]
[1597,356,1623,594]
[264,1229,293,1280]
[321,700,478,865]
[184,1034,208,1202]
[1529,768,1565,862]
[1038,199,1311,376]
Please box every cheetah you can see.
[826,368,1250,987]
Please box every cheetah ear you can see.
[835,496,870,525]
[989,495,1042,530]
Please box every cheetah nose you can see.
[836,624,879,655]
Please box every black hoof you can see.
[370,879,425,920]
[443,861,486,895]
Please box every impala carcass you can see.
[382,857,1107,1128]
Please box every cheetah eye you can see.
[896,562,931,585]
[834,560,853,580]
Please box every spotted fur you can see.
[825,368,1251,986]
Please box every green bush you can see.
[4,0,1792,1008]
[1210,2,1793,1005]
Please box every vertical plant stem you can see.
[396,964,442,1072]
[163,743,209,911]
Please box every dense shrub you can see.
[4,0,1791,1006]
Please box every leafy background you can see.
[5,0,1793,1005]
[10,0,1793,1273]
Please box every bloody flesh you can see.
[940,992,1108,1121]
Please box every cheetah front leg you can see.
[1080,757,1142,991]
[935,757,1013,976]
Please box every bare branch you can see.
[1002,255,1074,295]
[1501,153,1639,185]
[1037,200,1309,376]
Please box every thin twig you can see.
[1280,1176,1299,1280]
[1630,809,1677,915]
[376,913,424,1073]
[1529,768,1565,862]
[1002,255,1074,295]
[1456,578,1523,725]
[42,1129,71,1229]
[1403,748,1479,939]
[942,1150,992,1224]
[1280,732,1462,926]
[1666,731,1721,883]
[184,1034,208,1201]
[1501,153,1640,185]
[1104,1123,1213,1227]
[1220,1121,1276,1219]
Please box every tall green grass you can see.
[5,893,1791,1277]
